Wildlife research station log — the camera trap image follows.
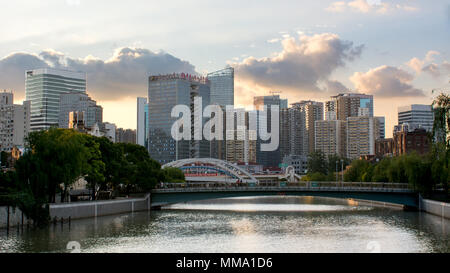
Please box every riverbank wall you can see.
[421,198,450,219]
[0,206,32,229]
[49,194,151,220]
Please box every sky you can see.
[0,0,449,137]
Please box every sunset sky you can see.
[0,0,449,137]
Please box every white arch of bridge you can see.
[162,158,259,183]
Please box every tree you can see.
[164,167,185,183]
[81,134,106,200]
[307,151,328,175]
[431,91,450,195]
[344,159,370,182]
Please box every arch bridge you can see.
[162,158,259,183]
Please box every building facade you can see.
[332,93,374,120]
[280,107,306,159]
[136,97,149,147]
[12,100,31,147]
[0,91,31,152]
[0,92,14,152]
[375,116,385,139]
[315,119,347,158]
[397,104,434,133]
[59,92,102,129]
[26,68,86,132]
[292,100,324,155]
[116,128,137,144]
[346,116,378,159]
[375,138,394,157]
[253,95,286,167]
[207,67,234,107]
[393,128,430,156]
[148,74,210,164]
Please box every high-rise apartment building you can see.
[332,93,374,120]
[59,92,102,129]
[346,116,378,159]
[224,109,257,164]
[397,104,434,133]
[136,97,149,147]
[148,74,210,164]
[315,119,347,158]
[26,68,86,131]
[280,107,306,158]
[325,99,337,120]
[292,100,324,154]
[0,92,14,152]
[0,91,31,152]
[13,101,31,147]
[207,67,234,107]
[253,95,286,167]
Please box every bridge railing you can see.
[154,181,412,192]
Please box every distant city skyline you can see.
[0,0,449,137]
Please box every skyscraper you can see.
[148,73,210,164]
[59,92,102,129]
[207,67,234,107]
[253,95,286,167]
[26,68,86,131]
[397,104,434,133]
[136,97,149,147]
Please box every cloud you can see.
[406,50,450,77]
[350,65,425,97]
[267,38,281,44]
[326,0,418,14]
[0,47,197,100]
[232,33,363,102]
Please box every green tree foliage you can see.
[307,151,328,175]
[431,92,450,195]
[163,167,186,183]
[304,151,349,181]
[116,143,164,193]
[4,128,167,226]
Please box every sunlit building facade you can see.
[25,68,86,131]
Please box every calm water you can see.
[0,196,449,253]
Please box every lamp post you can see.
[341,159,344,183]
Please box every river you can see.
[0,196,449,253]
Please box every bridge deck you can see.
[151,182,418,208]
[153,182,413,193]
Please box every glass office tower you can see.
[148,74,210,164]
[25,68,86,131]
[207,67,234,107]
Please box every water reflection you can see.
[0,196,449,253]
